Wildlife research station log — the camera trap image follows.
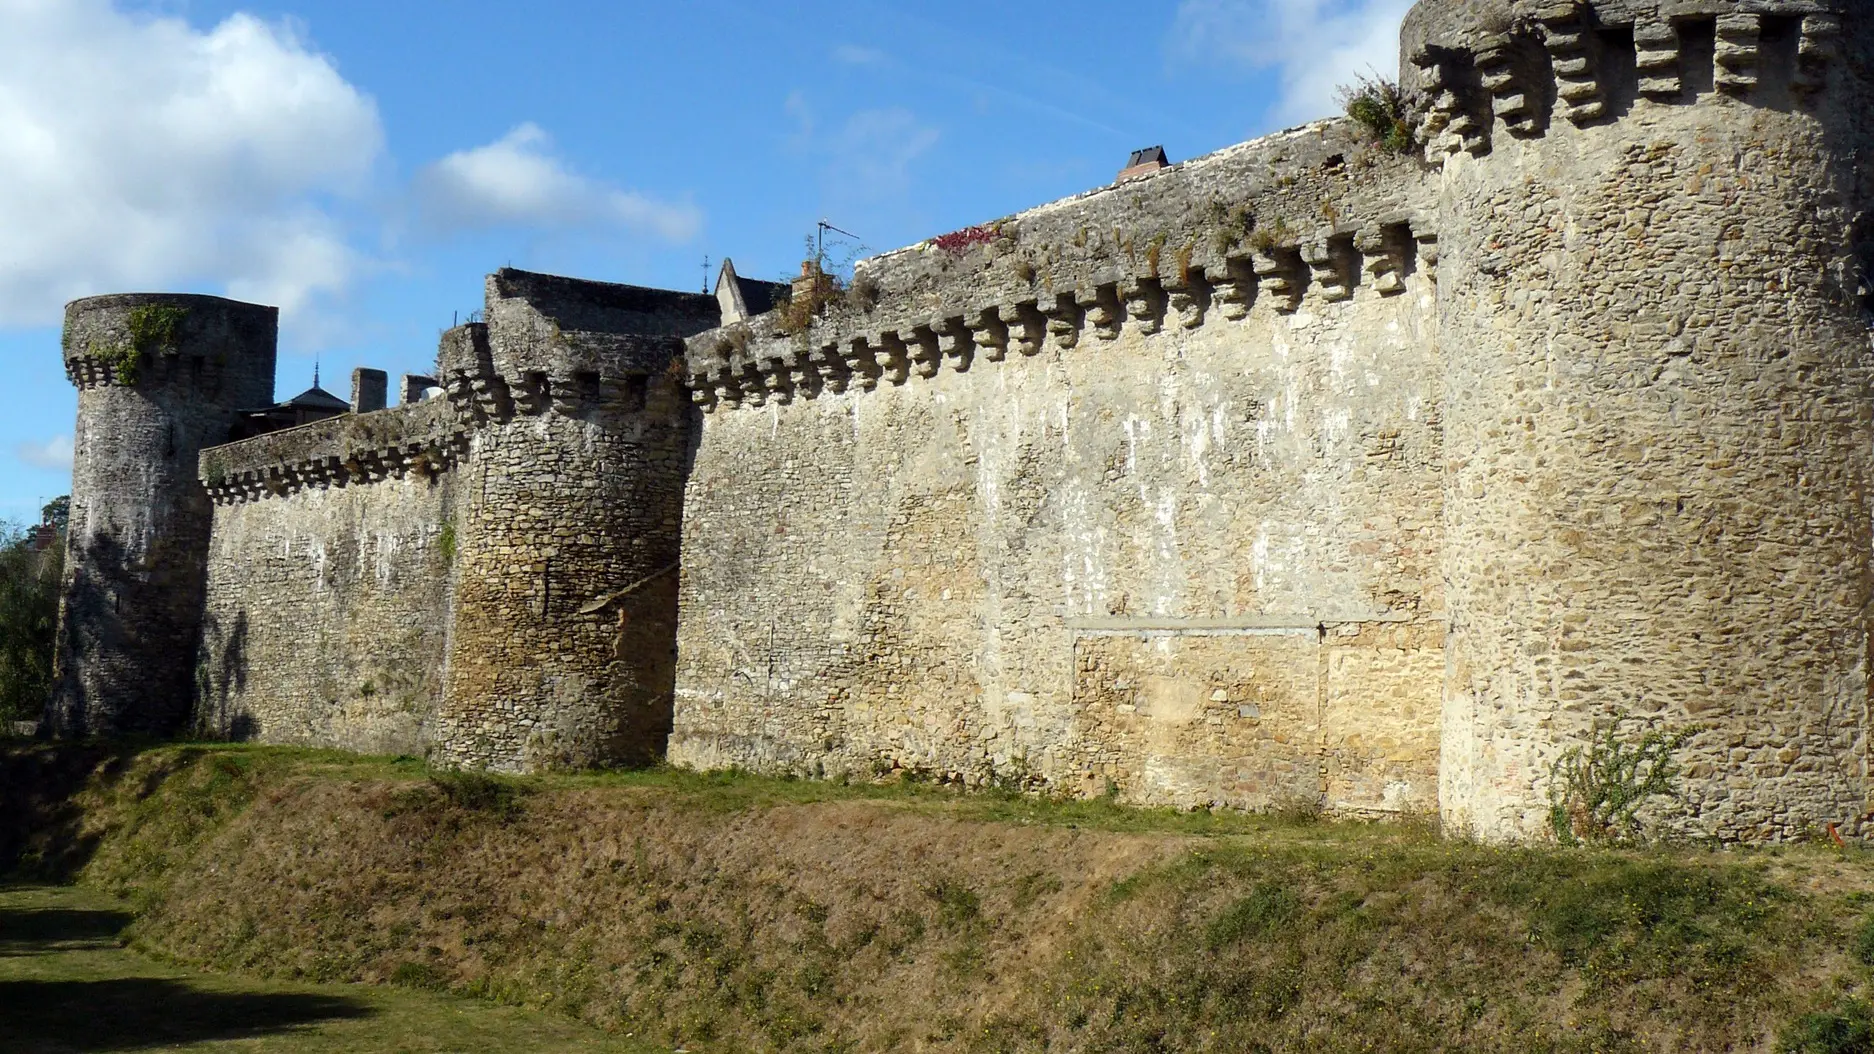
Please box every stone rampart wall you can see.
[196,469,457,755]
[673,246,1446,814]
[195,401,465,755]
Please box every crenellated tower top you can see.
[1401,0,1850,160]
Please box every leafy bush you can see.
[0,522,62,724]
[1204,882,1300,949]
[1336,72,1417,154]
[1548,712,1694,845]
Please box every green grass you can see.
[0,883,654,1053]
[10,742,1874,1053]
[54,740,1351,837]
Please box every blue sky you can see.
[0,0,1411,523]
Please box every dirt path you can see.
[0,884,652,1053]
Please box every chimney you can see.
[1117,145,1170,182]
[351,367,388,414]
[401,374,440,405]
[790,258,833,309]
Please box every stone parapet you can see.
[1403,0,1848,160]
[199,398,470,506]
[683,119,1438,412]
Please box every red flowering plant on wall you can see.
[931,224,1000,255]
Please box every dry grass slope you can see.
[4,742,1874,1053]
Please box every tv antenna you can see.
[701,254,710,294]
[816,219,859,263]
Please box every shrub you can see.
[1854,915,1874,967]
[1548,712,1695,845]
[1205,882,1300,949]
[0,523,62,723]
[1336,72,1417,155]
[429,769,528,819]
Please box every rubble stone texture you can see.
[47,0,1874,842]
[50,294,277,738]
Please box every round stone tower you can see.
[49,294,278,738]
[434,270,719,772]
[1418,0,1872,840]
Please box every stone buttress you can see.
[50,294,278,737]
[1417,0,1874,840]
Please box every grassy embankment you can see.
[5,740,1874,1053]
[0,883,650,1052]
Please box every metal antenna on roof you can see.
[817,220,858,265]
[702,255,710,294]
[313,358,320,390]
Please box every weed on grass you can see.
[428,769,528,818]
[1780,999,1874,1054]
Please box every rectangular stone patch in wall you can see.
[1322,627,1443,816]
[1069,630,1323,809]
[1067,619,1444,815]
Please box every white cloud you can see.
[414,123,701,243]
[832,44,887,67]
[1168,0,1413,125]
[17,435,73,472]
[0,0,384,326]
[828,109,941,202]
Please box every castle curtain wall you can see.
[195,402,468,755]
[673,127,1448,814]
[51,0,1874,844]
[196,465,457,755]
[192,274,719,773]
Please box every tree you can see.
[41,496,68,532]
[0,521,62,724]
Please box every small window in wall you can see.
[1329,232,1362,294]
[1597,25,1639,115]
[622,374,649,413]
[1677,18,1717,96]
[525,371,550,402]
[573,371,602,405]
[1383,222,1417,278]
[1758,15,1801,102]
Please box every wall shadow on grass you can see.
[0,744,146,880]
[0,978,372,1052]
[0,903,133,957]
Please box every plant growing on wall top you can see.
[1336,72,1418,155]
[1547,711,1696,845]
[127,304,188,354]
[94,341,139,387]
[931,223,1001,255]
[773,230,866,336]
[96,304,190,386]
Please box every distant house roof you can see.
[714,258,790,324]
[229,380,353,442]
[1117,145,1171,182]
[282,385,351,413]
